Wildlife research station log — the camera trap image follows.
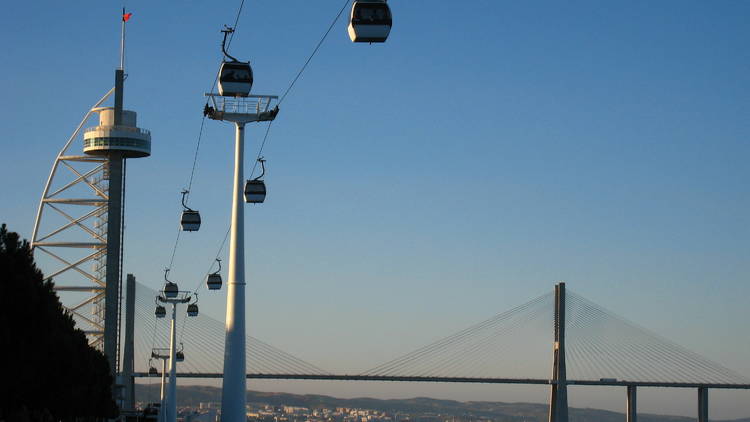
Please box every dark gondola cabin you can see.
[244,179,266,203]
[181,210,201,231]
[219,61,253,97]
[348,1,392,43]
[187,303,199,317]
[206,273,222,290]
[176,351,185,362]
[164,282,179,298]
[148,366,158,375]
[155,305,166,318]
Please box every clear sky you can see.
[2,0,749,419]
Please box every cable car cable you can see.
[244,0,351,184]
[178,2,349,339]
[227,0,246,49]
[177,0,347,347]
[177,226,230,345]
[165,0,249,356]
[162,0,247,273]
[279,0,351,105]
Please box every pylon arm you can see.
[204,94,279,124]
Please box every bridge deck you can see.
[131,373,750,389]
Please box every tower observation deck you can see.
[83,108,151,158]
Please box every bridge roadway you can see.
[131,373,750,389]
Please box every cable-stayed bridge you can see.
[128,281,749,422]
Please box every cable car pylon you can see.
[204,26,280,422]
[154,275,197,422]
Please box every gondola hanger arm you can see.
[221,26,240,62]
[253,157,266,181]
[181,190,194,212]
[213,258,222,275]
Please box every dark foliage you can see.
[0,224,118,422]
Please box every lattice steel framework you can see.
[31,88,115,350]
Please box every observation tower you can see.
[31,12,149,401]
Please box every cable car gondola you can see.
[180,210,201,231]
[206,273,222,290]
[155,305,166,318]
[180,190,201,232]
[148,366,158,376]
[244,157,267,204]
[176,351,185,362]
[187,303,199,317]
[163,270,179,299]
[206,258,223,290]
[163,281,178,298]
[348,0,392,43]
[244,180,266,203]
[219,61,253,97]
[218,27,253,97]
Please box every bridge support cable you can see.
[414,301,552,378]
[133,282,330,376]
[133,281,750,392]
[361,293,554,379]
[565,290,750,385]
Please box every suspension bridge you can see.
[123,280,750,422]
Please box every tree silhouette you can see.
[0,224,118,422]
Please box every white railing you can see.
[207,94,279,115]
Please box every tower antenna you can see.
[120,8,126,70]
[120,7,133,70]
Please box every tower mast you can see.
[30,10,149,388]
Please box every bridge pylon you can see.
[548,282,568,422]
[697,387,708,422]
[626,385,637,422]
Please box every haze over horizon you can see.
[2,1,748,419]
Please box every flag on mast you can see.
[123,9,132,22]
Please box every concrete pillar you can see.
[698,387,708,422]
[121,274,136,410]
[626,385,637,422]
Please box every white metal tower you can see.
[31,67,150,382]
[204,94,278,421]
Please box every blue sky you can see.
[2,0,749,418]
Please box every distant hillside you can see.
[134,385,750,422]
